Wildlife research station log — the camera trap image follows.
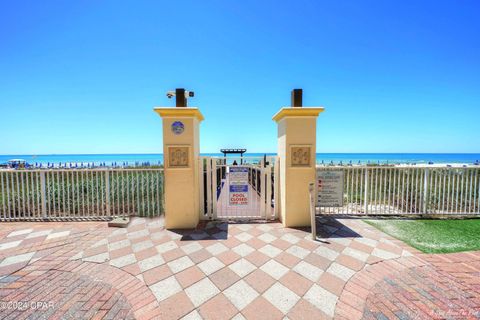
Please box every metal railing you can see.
[0,168,164,221]
[317,166,480,215]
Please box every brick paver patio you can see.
[0,216,479,319]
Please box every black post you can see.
[176,88,186,107]
[223,152,226,179]
[291,89,303,107]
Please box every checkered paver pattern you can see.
[16,217,416,319]
[0,216,479,319]
[0,222,108,276]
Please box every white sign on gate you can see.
[229,167,249,206]
[316,170,344,207]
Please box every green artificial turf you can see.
[364,218,480,254]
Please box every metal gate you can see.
[200,156,278,220]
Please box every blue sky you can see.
[1,0,479,154]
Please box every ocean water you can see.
[1,153,479,167]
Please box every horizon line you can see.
[1,152,480,156]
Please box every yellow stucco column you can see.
[154,107,204,229]
[272,107,324,227]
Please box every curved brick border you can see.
[420,250,480,270]
[56,260,160,319]
[0,222,160,319]
[0,268,134,319]
[334,256,428,320]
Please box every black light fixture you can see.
[166,88,195,107]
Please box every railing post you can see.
[212,159,217,219]
[206,158,212,218]
[364,169,369,214]
[40,171,47,218]
[265,161,272,219]
[309,182,316,240]
[198,157,205,218]
[423,168,429,214]
[273,157,280,219]
[105,171,111,216]
[259,159,266,218]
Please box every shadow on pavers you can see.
[169,221,230,241]
[171,219,282,241]
[314,216,362,240]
